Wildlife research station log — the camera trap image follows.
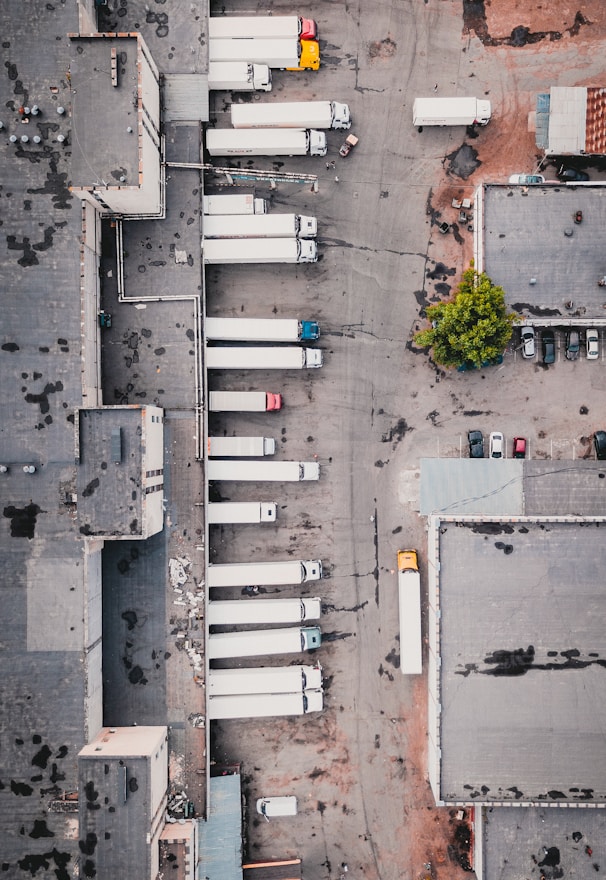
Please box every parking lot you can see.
[203,1,606,878]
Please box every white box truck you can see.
[208,664,323,696]
[208,38,320,71]
[205,346,323,370]
[208,501,277,524]
[208,61,272,92]
[208,625,322,659]
[207,460,320,482]
[203,194,267,215]
[203,238,317,265]
[203,213,317,239]
[208,559,322,587]
[206,128,326,158]
[209,16,317,41]
[208,436,276,457]
[208,597,321,626]
[205,317,320,342]
[208,689,323,719]
[208,391,282,411]
[231,100,351,130]
[397,550,422,675]
[412,97,492,127]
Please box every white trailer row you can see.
[208,597,321,626]
[203,194,268,215]
[207,459,320,482]
[207,501,277,524]
[208,436,276,457]
[203,213,317,239]
[208,391,282,412]
[208,689,323,719]
[205,346,323,370]
[208,559,322,587]
[208,625,322,659]
[206,128,326,157]
[202,238,318,264]
[208,664,323,696]
[208,16,317,41]
[208,37,319,71]
[208,61,272,92]
[205,317,320,342]
[231,100,351,130]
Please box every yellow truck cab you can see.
[288,39,320,71]
[397,549,419,573]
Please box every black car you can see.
[558,167,590,182]
[595,431,606,460]
[468,430,484,458]
[565,329,581,360]
[542,330,556,364]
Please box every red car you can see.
[513,437,526,459]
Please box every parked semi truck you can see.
[206,128,326,158]
[208,559,322,587]
[208,625,322,659]
[203,194,267,215]
[208,689,323,720]
[207,460,320,482]
[202,238,317,265]
[208,501,277,524]
[231,100,351,130]
[205,317,320,342]
[208,664,323,696]
[206,346,323,370]
[208,61,272,92]
[208,436,276,457]
[208,597,321,626]
[207,390,282,411]
[412,97,492,127]
[209,15,317,41]
[397,550,422,675]
[208,38,320,71]
[203,213,317,239]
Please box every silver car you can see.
[587,328,599,360]
[521,326,535,358]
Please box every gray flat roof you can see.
[484,185,606,321]
[438,519,606,804]
[483,805,606,880]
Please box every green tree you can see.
[415,263,518,369]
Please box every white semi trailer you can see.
[207,501,277,524]
[208,597,322,626]
[397,550,422,675]
[208,626,322,659]
[208,16,317,41]
[208,664,323,696]
[208,38,320,71]
[206,128,326,158]
[412,97,492,127]
[231,100,351,130]
[203,194,267,215]
[208,61,272,92]
[208,437,276,457]
[205,317,320,342]
[207,391,282,412]
[208,559,322,587]
[203,214,317,239]
[207,460,320,482]
[202,238,317,265]
[205,346,323,370]
[208,689,323,719]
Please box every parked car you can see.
[513,437,527,459]
[468,430,484,458]
[489,432,504,459]
[521,326,535,358]
[586,328,599,360]
[565,329,581,360]
[256,797,298,819]
[595,431,606,460]
[542,330,556,364]
[558,166,590,182]
[508,173,545,185]
[457,354,504,372]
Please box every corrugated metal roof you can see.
[164,74,209,122]
[420,459,524,517]
[547,86,587,155]
[198,774,243,880]
[585,86,606,154]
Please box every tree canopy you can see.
[415,263,518,369]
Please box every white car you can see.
[489,432,504,459]
[587,328,599,360]
[508,174,545,185]
[521,326,535,358]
